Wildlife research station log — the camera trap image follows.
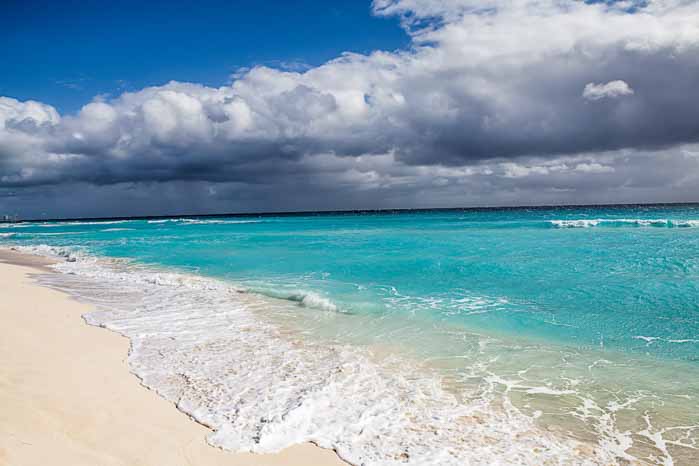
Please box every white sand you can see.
[0,250,346,466]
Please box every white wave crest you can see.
[296,291,339,312]
[0,223,33,228]
[550,218,699,228]
[253,288,341,313]
[550,219,601,228]
[41,220,132,227]
[179,219,261,225]
[148,218,261,225]
[671,220,699,227]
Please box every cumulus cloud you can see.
[2,0,699,216]
[582,80,635,101]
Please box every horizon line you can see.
[7,201,699,223]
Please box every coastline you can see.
[4,234,697,465]
[0,248,346,466]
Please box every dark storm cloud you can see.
[1,0,699,217]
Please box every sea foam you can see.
[550,218,699,228]
[18,245,616,466]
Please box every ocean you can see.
[2,204,699,465]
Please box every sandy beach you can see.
[0,248,345,466]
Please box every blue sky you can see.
[2,0,408,113]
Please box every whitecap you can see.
[550,218,699,228]
[550,219,601,228]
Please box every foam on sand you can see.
[16,245,621,466]
[0,250,344,466]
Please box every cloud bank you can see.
[2,0,699,217]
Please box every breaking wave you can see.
[253,288,342,313]
[550,219,699,228]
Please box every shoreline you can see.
[0,248,346,466]
[0,245,612,466]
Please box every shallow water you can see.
[4,204,699,465]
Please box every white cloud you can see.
[574,163,615,174]
[0,96,60,127]
[582,80,635,101]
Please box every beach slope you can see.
[0,251,345,466]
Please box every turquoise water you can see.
[3,204,699,464]
[5,205,699,359]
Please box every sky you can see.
[2,1,408,114]
[1,0,699,219]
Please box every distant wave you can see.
[0,220,135,229]
[6,231,88,237]
[148,218,261,225]
[32,231,88,236]
[0,232,14,238]
[179,219,261,225]
[550,219,699,228]
[101,228,134,232]
[0,223,33,228]
[42,220,132,227]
